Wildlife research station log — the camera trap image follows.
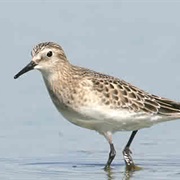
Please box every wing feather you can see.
[91,74,180,116]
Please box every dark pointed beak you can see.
[14,61,37,79]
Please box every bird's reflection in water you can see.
[105,167,116,180]
[122,170,135,180]
[105,165,143,180]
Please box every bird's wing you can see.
[91,73,180,116]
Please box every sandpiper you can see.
[14,42,180,170]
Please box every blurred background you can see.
[1,1,180,179]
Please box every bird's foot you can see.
[123,147,137,171]
[104,144,116,171]
[104,164,111,171]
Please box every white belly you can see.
[57,105,170,134]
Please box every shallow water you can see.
[1,117,180,180]
[2,151,180,180]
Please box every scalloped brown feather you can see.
[83,70,180,116]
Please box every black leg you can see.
[123,130,138,170]
[104,143,116,170]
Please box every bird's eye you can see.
[47,51,53,57]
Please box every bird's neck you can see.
[41,62,77,110]
[41,61,73,83]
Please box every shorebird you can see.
[14,42,180,170]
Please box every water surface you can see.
[1,118,180,179]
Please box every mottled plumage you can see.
[91,75,180,115]
[14,42,180,170]
[31,42,62,56]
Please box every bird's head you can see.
[14,42,68,79]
